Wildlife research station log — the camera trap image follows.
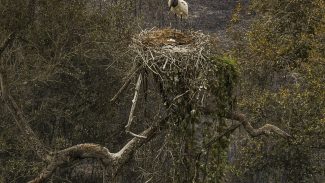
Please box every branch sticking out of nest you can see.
[125,73,147,139]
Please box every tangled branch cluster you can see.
[130,28,236,117]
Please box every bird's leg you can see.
[174,14,178,38]
[175,13,178,28]
[180,15,183,32]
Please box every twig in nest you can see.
[125,73,146,138]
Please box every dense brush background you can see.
[0,0,324,182]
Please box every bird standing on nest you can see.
[168,0,188,28]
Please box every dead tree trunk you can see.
[0,27,290,183]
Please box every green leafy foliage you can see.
[227,0,325,182]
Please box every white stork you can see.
[168,0,188,21]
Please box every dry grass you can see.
[140,28,194,46]
[132,28,212,49]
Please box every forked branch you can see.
[28,124,160,183]
[225,111,291,138]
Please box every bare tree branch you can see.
[125,73,146,138]
[110,65,142,102]
[0,0,51,162]
[204,122,241,148]
[0,71,50,161]
[128,131,147,139]
[28,124,161,183]
[0,70,7,97]
[225,111,291,138]
[203,110,290,150]
[110,74,135,102]
[27,144,114,183]
[126,73,142,130]
[0,32,16,57]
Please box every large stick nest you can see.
[130,28,214,78]
[130,28,237,116]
